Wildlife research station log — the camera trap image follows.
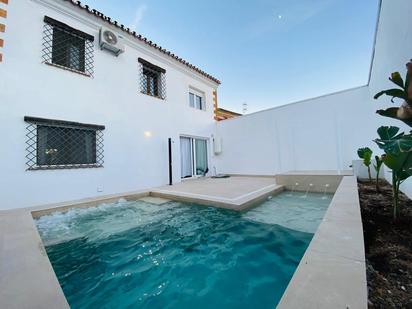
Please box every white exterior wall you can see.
[215,86,374,175]
[369,0,412,197]
[0,0,218,209]
[215,0,412,196]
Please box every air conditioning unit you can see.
[99,27,125,56]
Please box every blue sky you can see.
[82,0,380,113]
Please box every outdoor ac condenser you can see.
[99,27,125,56]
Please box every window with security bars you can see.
[25,117,104,170]
[138,58,166,99]
[42,16,94,76]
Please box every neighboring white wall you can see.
[0,0,218,209]
[215,0,412,197]
[367,0,412,196]
[214,86,376,175]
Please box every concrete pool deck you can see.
[0,210,70,308]
[278,175,367,308]
[151,176,283,210]
[0,173,367,308]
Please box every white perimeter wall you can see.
[215,86,374,175]
[0,0,218,209]
[215,0,412,196]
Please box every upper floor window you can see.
[24,117,104,170]
[42,16,95,76]
[138,58,166,100]
[189,88,205,110]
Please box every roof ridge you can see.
[62,0,221,84]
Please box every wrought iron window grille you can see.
[42,16,95,77]
[138,58,166,100]
[24,116,104,171]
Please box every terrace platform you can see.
[151,176,283,211]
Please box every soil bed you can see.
[358,179,412,308]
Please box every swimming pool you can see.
[35,191,332,308]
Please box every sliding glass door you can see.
[180,137,193,178]
[180,137,208,178]
[195,139,208,176]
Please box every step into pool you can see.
[35,191,333,309]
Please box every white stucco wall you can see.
[215,86,375,175]
[215,0,412,196]
[367,0,412,196]
[0,0,218,209]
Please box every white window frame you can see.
[188,87,206,111]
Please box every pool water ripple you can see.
[36,192,332,309]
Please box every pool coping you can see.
[150,183,284,211]
[28,176,284,217]
[30,189,150,218]
[0,209,70,308]
[277,175,367,308]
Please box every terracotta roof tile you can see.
[62,0,221,84]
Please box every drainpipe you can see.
[168,138,173,185]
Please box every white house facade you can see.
[2,0,412,211]
[0,0,220,209]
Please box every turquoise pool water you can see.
[35,192,332,309]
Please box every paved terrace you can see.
[151,176,283,211]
